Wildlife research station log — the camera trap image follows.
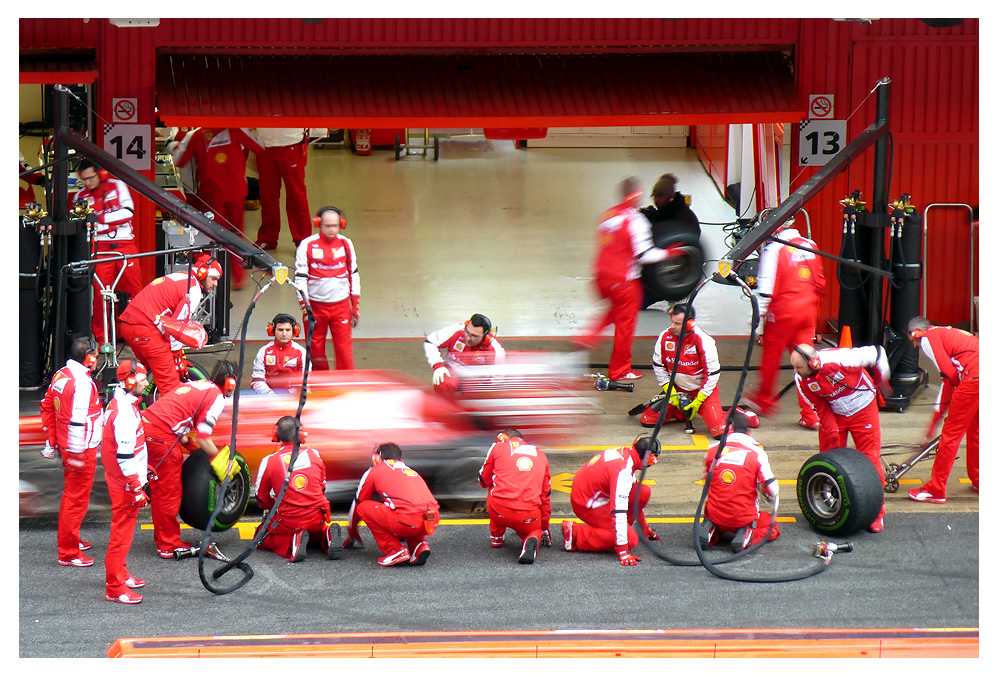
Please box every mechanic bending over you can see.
[563,436,660,566]
[791,343,890,533]
[478,429,553,565]
[254,417,340,562]
[251,313,310,395]
[140,360,241,559]
[424,313,505,397]
[906,317,979,503]
[699,409,780,553]
[343,443,440,567]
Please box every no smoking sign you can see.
[808,94,834,120]
[112,97,138,123]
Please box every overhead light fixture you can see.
[109,18,160,27]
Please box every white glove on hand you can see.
[433,366,450,386]
[41,442,57,460]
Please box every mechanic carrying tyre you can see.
[791,343,890,533]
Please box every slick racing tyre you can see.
[432,457,487,514]
[642,230,705,302]
[796,448,884,536]
[179,448,251,531]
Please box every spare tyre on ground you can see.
[796,447,884,537]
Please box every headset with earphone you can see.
[313,206,347,230]
[908,328,927,341]
[671,304,696,333]
[793,345,822,371]
[193,255,220,282]
[271,422,308,443]
[267,313,301,338]
[122,360,138,391]
[465,315,495,347]
[79,336,98,368]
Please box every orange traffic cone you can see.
[839,325,853,349]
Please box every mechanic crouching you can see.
[254,417,340,562]
[563,436,660,566]
[699,410,780,552]
[343,443,440,567]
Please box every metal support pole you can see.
[921,203,975,329]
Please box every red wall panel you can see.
[19,17,99,48]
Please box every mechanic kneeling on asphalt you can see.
[563,436,660,566]
[254,416,340,562]
[791,342,890,533]
[140,360,241,558]
[478,428,553,565]
[642,303,759,437]
[343,443,440,567]
[699,409,780,553]
[102,360,150,604]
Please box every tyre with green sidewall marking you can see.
[796,447,884,536]
[179,448,251,531]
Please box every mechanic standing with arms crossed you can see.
[906,317,979,503]
[743,215,826,429]
[478,429,553,565]
[577,176,670,382]
[792,343,890,533]
[101,360,150,604]
[296,207,360,370]
[140,361,241,558]
[39,336,104,568]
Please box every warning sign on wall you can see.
[808,94,835,120]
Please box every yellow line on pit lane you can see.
[549,436,711,452]
[143,516,799,540]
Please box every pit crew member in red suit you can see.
[119,254,221,395]
[792,343,890,533]
[76,159,143,346]
[699,410,780,552]
[140,360,241,558]
[251,313,310,394]
[295,207,359,371]
[641,304,758,436]
[477,429,553,564]
[577,176,670,381]
[252,128,312,249]
[101,360,150,604]
[906,317,979,503]
[176,127,265,288]
[563,437,660,565]
[424,313,506,397]
[254,416,339,562]
[343,443,440,567]
[744,216,826,428]
[39,336,104,567]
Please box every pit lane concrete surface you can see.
[17,337,980,658]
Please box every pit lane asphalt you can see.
[17,509,979,658]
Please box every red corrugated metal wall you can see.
[19,18,99,48]
[791,18,978,329]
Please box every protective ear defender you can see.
[272,423,309,443]
[909,328,927,341]
[123,361,137,392]
[313,206,346,230]
[672,305,695,332]
[465,317,495,346]
[794,345,822,371]
[194,256,219,282]
[98,168,110,182]
[83,337,98,368]
[267,314,301,338]
[496,432,510,442]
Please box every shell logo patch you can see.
[516,456,535,472]
[402,468,418,477]
[454,340,467,351]
[798,267,813,281]
[265,355,276,365]
[720,468,737,485]
[311,248,323,258]
[808,381,821,392]
[176,386,192,394]
[213,151,228,165]
[664,341,676,352]
[292,474,308,491]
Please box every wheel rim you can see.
[805,470,842,519]
[219,474,245,514]
[654,246,702,287]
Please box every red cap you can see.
[116,360,147,380]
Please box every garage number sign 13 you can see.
[798,119,847,167]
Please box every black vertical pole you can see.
[866,79,892,347]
